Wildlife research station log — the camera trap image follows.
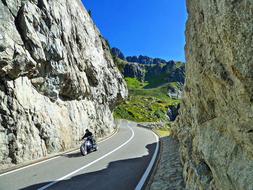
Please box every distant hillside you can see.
[111,47,185,122]
[114,77,180,122]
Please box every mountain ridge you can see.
[111,47,184,66]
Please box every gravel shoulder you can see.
[148,136,185,190]
[138,122,185,190]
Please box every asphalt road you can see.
[0,120,159,190]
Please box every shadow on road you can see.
[63,151,82,158]
[20,142,158,190]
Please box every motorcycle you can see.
[80,136,98,156]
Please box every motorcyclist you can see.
[82,129,94,145]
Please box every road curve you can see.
[0,120,159,190]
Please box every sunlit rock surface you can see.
[174,0,253,189]
[0,0,127,168]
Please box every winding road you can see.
[0,120,159,190]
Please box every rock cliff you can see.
[175,0,253,189]
[111,47,125,60]
[111,48,185,87]
[123,62,145,82]
[0,0,127,168]
[126,55,167,65]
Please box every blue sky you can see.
[82,0,187,62]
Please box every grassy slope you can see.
[144,72,169,89]
[114,77,180,122]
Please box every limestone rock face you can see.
[167,85,183,99]
[175,0,253,189]
[111,47,125,60]
[126,55,167,65]
[0,0,127,168]
[123,62,145,82]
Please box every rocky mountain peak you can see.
[111,47,125,60]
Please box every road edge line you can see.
[135,129,160,190]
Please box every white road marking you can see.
[135,130,159,190]
[0,127,119,177]
[37,126,135,190]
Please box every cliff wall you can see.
[0,0,127,168]
[175,1,253,189]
